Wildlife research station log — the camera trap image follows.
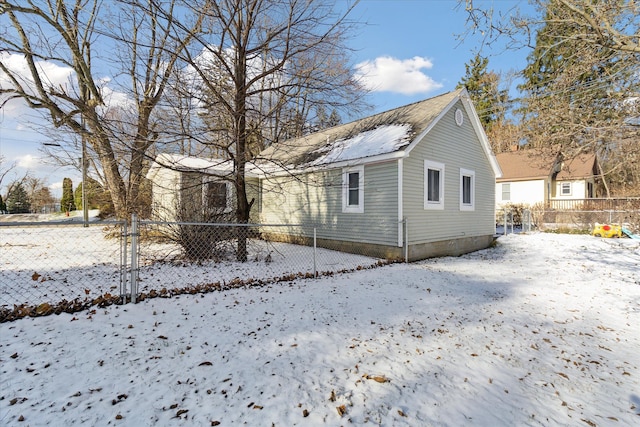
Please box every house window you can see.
[501,183,510,201]
[460,168,475,211]
[342,166,364,213]
[560,182,571,196]
[424,160,445,210]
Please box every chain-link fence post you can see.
[503,210,508,235]
[131,213,139,303]
[313,227,317,277]
[403,218,408,263]
[120,220,128,303]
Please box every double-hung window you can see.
[424,160,445,210]
[501,183,511,201]
[560,182,571,196]
[460,168,475,211]
[342,166,364,213]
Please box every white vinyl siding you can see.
[259,161,398,246]
[404,100,496,244]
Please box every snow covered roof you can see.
[256,89,466,172]
[146,153,239,181]
[147,89,502,179]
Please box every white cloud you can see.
[0,53,75,117]
[354,56,443,95]
[16,154,40,169]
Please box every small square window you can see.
[560,182,571,196]
[424,160,445,210]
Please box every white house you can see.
[495,150,599,210]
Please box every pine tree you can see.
[6,182,31,214]
[60,177,76,213]
[457,53,508,132]
[0,194,6,213]
[74,177,108,210]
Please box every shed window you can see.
[424,160,445,210]
[460,168,475,211]
[501,183,510,201]
[206,182,227,209]
[342,166,364,213]
[560,182,571,196]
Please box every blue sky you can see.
[0,0,530,198]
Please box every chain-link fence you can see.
[1,218,389,321]
[0,221,127,318]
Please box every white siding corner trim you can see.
[398,158,403,247]
[342,165,364,213]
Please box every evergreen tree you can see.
[6,182,30,213]
[60,177,76,213]
[74,178,104,210]
[457,53,508,132]
[0,194,6,213]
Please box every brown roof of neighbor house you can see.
[495,149,559,182]
[556,153,598,180]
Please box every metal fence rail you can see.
[0,221,127,314]
[1,218,388,321]
[135,220,387,301]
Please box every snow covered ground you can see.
[1,232,639,426]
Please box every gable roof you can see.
[496,149,598,182]
[495,150,559,182]
[556,153,598,180]
[256,88,501,177]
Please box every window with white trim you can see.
[424,160,445,210]
[342,166,364,213]
[460,168,475,211]
[560,182,571,196]
[501,183,511,201]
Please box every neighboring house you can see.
[495,150,599,209]
[252,88,502,261]
[147,154,238,222]
[148,89,502,261]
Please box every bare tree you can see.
[461,0,640,195]
[169,0,367,261]
[0,0,200,218]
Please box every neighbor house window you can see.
[342,166,364,213]
[560,182,571,196]
[424,160,445,210]
[501,183,510,201]
[460,168,475,211]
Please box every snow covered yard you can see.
[1,232,639,426]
